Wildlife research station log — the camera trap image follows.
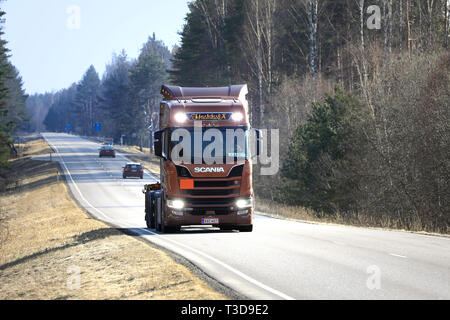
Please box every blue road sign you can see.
[94,123,101,132]
[66,124,71,131]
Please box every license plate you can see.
[202,218,219,225]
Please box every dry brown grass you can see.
[0,137,225,300]
[255,197,449,236]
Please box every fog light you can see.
[237,210,248,215]
[173,210,184,216]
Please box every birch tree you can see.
[243,0,277,126]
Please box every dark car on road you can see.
[123,163,144,179]
[99,145,116,158]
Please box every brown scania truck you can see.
[143,84,260,233]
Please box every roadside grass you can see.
[0,137,225,300]
[255,197,448,236]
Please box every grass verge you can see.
[0,136,225,300]
[255,197,449,236]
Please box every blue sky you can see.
[3,0,190,94]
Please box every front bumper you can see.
[124,171,142,177]
[165,206,253,227]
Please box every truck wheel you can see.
[145,213,151,228]
[237,225,253,232]
[146,215,155,229]
[155,196,163,232]
[159,204,179,233]
[147,198,156,229]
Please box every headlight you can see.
[236,198,253,209]
[167,199,185,209]
[174,113,188,123]
[231,112,244,121]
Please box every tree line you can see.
[0,9,28,170]
[31,34,171,147]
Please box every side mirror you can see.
[154,130,163,158]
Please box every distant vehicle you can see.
[123,163,144,179]
[102,138,114,145]
[99,145,116,158]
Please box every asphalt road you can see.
[42,133,450,300]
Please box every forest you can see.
[14,1,450,232]
[0,9,28,170]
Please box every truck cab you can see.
[144,85,259,233]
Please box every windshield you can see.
[126,164,141,169]
[168,127,249,164]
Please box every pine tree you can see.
[74,66,100,135]
[100,52,132,140]
[129,37,169,148]
[282,88,368,214]
[0,10,13,167]
[4,65,29,131]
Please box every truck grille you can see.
[185,188,239,196]
[190,208,234,216]
[194,180,239,188]
[185,197,237,206]
[178,164,244,204]
[181,178,241,198]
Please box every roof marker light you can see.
[231,112,244,121]
[174,113,188,123]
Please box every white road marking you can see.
[43,134,294,300]
[389,253,407,259]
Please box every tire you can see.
[237,225,253,232]
[145,213,155,229]
[159,198,179,233]
[147,195,156,229]
[145,194,155,229]
[123,175,126,179]
[140,175,143,179]
[155,196,162,232]
[145,214,151,228]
